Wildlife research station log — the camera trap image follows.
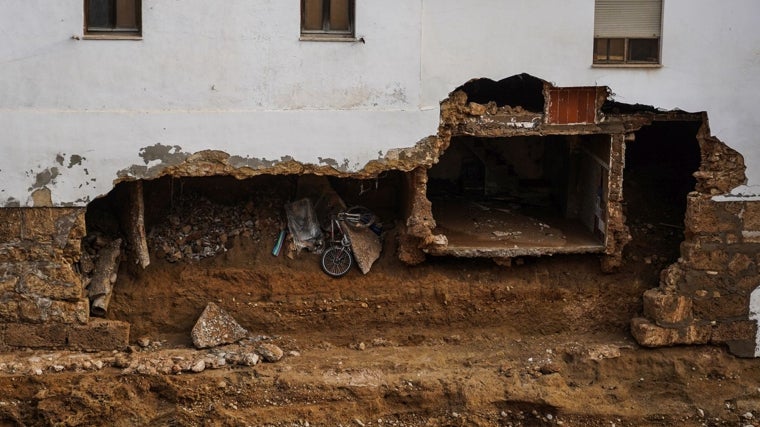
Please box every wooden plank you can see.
[566,89,580,124]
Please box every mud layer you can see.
[1,215,757,425]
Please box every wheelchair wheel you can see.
[321,245,353,277]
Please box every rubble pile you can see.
[0,337,289,377]
[148,194,282,262]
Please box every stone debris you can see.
[256,343,284,363]
[0,336,282,377]
[191,302,249,349]
[147,193,282,263]
[190,360,206,373]
[343,224,382,274]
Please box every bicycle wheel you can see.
[345,206,375,228]
[321,245,353,277]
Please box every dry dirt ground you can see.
[3,181,760,426]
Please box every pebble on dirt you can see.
[191,302,249,349]
[256,343,284,362]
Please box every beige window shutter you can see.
[594,0,662,38]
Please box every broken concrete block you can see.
[343,225,382,274]
[642,288,693,327]
[191,302,248,349]
[630,317,711,348]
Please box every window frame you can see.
[592,0,662,67]
[84,0,142,39]
[300,0,356,40]
[593,37,661,65]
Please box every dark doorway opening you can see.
[624,119,702,264]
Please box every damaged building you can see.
[1,0,760,357]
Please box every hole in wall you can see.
[80,172,408,343]
[426,134,610,256]
[456,73,546,112]
[623,119,702,267]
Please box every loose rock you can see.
[191,302,249,349]
[257,343,284,363]
[191,360,206,373]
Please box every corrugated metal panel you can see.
[594,0,662,38]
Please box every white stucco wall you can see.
[2,0,760,206]
[0,0,436,206]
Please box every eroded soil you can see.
[3,171,759,426]
[2,225,760,426]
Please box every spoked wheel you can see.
[321,245,353,277]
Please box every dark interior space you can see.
[426,135,611,255]
[623,120,702,264]
[84,173,406,264]
[456,73,546,112]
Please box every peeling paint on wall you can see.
[228,155,295,170]
[139,143,188,166]
[118,143,191,179]
[31,188,52,207]
[111,137,441,189]
[317,157,350,172]
[30,167,59,191]
[4,198,21,207]
[68,155,84,169]
[749,287,760,357]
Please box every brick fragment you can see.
[3,323,68,347]
[68,320,130,351]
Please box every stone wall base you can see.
[634,194,760,357]
[0,319,129,351]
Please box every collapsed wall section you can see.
[0,143,426,351]
[0,207,129,351]
[631,121,760,357]
[400,77,630,269]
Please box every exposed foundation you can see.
[1,74,759,356]
[630,117,760,357]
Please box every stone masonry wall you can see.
[0,208,128,351]
[631,123,760,357]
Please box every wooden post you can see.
[126,180,151,269]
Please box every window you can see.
[593,0,662,65]
[301,0,354,39]
[85,0,141,36]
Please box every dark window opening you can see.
[426,135,611,256]
[456,74,546,112]
[85,0,141,35]
[301,0,355,38]
[594,38,660,64]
